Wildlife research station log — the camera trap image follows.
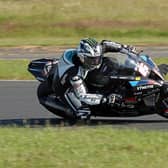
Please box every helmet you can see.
[77,38,102,70]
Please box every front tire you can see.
[157,83,168,118]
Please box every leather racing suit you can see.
[38,40,136,119]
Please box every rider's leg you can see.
[37,81,76,119]
[64,91,91,119]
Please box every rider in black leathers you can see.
[38,38,137,119]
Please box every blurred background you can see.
[0,0,168,46]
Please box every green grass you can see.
[0,58,167,80]
[1,36,168,47]
[0,59,33,80]
[153,58,168,80]
[0,0,168,46]
[154,57,168,66]
[0,126,168,168]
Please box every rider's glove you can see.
[123,44,137,53]
[106,94,123,107]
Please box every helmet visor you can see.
[84,56,102,69]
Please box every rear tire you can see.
[37,81,53,100]
[37,81,77,121]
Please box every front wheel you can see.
[157,83,168,118]
[157,98,168,118]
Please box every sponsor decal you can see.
[137,62,150,77]
[137,85,154,91]
[129,80,161,87]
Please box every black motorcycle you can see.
[28,49,168,120]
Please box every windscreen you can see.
[104,52,138,76]
[104,52,151,77]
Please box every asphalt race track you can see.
[0,81,168,130]
[0,46,168,59]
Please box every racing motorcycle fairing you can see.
[140,54,158,69]
[129,79,162,92]
[140,54,168,77]
[102,52,165,82]
[139,54,165,80]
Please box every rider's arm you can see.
[70,76,106,105]
[101,40,137,54]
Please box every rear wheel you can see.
[37,81,77,121]
[37,81,53,100]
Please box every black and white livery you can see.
[28,38,168,121]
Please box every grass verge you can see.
[0,58,167,80]
[0,59,33,80]
[0,126,168,168]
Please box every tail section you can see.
[28,58,58,82]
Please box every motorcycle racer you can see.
[38,38,137,119]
